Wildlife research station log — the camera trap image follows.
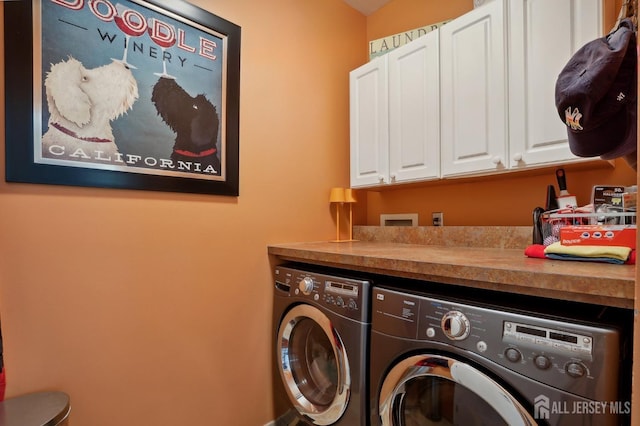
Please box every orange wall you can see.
[0,1,365,425]
[357,0,635,227]
[361,163,636,226]
[367,0,473,41]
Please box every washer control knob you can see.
[505,347,522,363]
[298,277,314,295]
[534,355,551,370]
[441,311,470,340]
[566,362,587,378]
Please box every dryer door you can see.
[379,354,537,426]
[277,303,350,425]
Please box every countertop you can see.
[267,226,635,309]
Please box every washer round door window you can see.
[278,304,350,425]
[379,354,537,426]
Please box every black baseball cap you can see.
[555,18,637,160]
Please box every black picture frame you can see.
[5,0,241,196]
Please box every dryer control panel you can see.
[372,286,620,403]
[502,321,593,357]
[274,265,370,322]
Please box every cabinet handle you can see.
[512,153,523,162]
[379,175,385,183]
[492,156,502,165]
[390,174,396,183]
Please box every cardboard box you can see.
[590,185,639,225]
[560,225,636,249]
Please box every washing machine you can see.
[369,283,632,426]
[272,264,371,426]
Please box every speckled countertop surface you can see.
[267,226,635,309]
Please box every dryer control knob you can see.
[298,277,314,295]
[534,355,551,370]
[505,347,522,363]
[565,362,587,378]
[441,311,470,340]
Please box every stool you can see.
[0,391,70,426]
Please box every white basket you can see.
[540,210,636,246]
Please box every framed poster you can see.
[4,0,241,196]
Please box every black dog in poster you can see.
[151,77,221,175]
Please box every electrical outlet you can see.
[432,212,443,226]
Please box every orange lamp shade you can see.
[344,189,356,203]
[329,187,346,203]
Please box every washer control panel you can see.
[372,286,621,402]
[275,265,370,322]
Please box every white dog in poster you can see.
[41,57,138,164]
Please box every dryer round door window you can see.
[277,304,351,425]
[379,354,537,426]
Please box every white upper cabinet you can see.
[388,29,441,183]
[440,0,508,176]
[350,30,441,188]
[508,0,602,169]
[350,55,389,187]
[349,0,603,186]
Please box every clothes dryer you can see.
[272,264,371,426]
[370,285,632,426]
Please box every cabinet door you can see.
[350,56,389,188]
[440,0,508,176]
[508,0,602,169]
[388,29,441,183]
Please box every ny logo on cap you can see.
[564,107,583,131]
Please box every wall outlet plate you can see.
[432,212,443,226]
[380,213,418,226]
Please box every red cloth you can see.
[524,245,636,264]
[0,367,5,401]
[524,244,546,259]
[628,250,636,264]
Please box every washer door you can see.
[277,304,350,425]
[379,354,537,426]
